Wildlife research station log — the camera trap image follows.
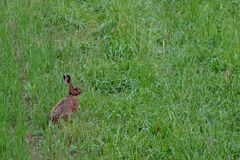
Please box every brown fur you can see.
[50,75,82,124]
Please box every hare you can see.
[50,75,82,124]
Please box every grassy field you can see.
[1,0,240,159]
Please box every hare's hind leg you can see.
[50,116,59,124]
[60,113,71,122]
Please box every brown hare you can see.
[50,75,82,124]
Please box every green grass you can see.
[1,0,240,159]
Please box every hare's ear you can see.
[63,74,71,84]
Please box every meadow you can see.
[0,0,240,159]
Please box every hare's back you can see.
[51,97,70,117]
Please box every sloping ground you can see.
[0,0,239,159]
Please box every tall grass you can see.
[0,0,240,159]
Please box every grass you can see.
[0,0,240,159]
